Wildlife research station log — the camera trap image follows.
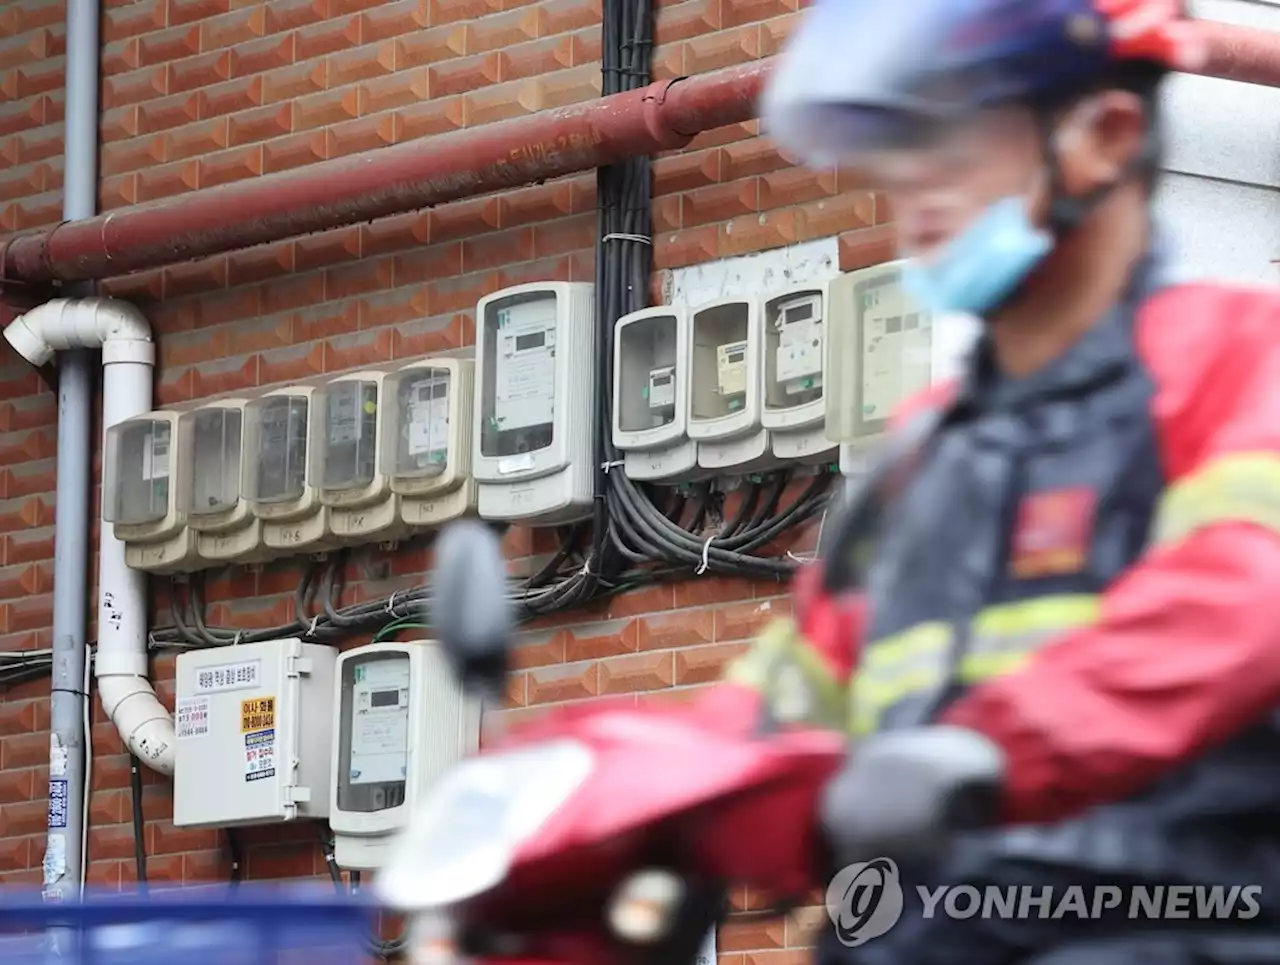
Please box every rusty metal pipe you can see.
[3,18,1279,285]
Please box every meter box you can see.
[104,411,201,573]
[312,371,405,544]
[330,641,482,871]
[473,282,596,526]
[761,284,840,465]
[823,260,934,447]
[173,637,338,829]
[175,398,267,564]
[242,386,335,554]
[382,358,478,529]
[612,306,697,482]
[685,297,771,472]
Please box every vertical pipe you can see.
[45,0,101,913]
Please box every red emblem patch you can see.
[1008,487,1097,579]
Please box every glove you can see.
[818,725,1006,869]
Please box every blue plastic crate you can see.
[0,885,378,965]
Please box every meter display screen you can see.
[336,653,410,813]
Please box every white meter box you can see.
[173,638,337,829]
[762,284,839,465]
[612,306,697,481]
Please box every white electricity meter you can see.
[173,637,338,829]
[381,357,478,528]
[104,411,201,573]
[312,371,405,544]
[473,282,596,525]
[685,297,771,472]
[761,285,840,465]
[612,306,697,481]
[330,641,482,871]
[823,260,935,448]
[242,386,335,554]
[175,398,268,564]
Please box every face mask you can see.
[901,193,1053,318]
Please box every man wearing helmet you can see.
[718,0,1280,962]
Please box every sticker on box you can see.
[244,729,276,783]
[240,696,275,734]
[47,779,68,829]
[195,659,261,694]
[176,696,210,740]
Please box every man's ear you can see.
[1052,90,1148,195]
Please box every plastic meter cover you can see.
[104,419,171,526]
[390,367,451,479]
[321,380,379,490]
[244,395,309,504]
[181,407,243,516]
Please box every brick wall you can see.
[0,0,890,957]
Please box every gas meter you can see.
[382,357,477,529]
[685,297,771,472]
[104,411,201,573]
[312,371,404,544]
[760,284,840,464]
[176,398,267,563]
[242,386,334,554]
[473,282,596,526]
[329,641,482,870]
[611,306,697,481]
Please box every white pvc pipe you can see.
[3,298,176,775]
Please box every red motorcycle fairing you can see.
[462,685,844,934]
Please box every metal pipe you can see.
[2,17,1279,286]
[42,0,101,913]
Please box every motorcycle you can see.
[372,517,848,965]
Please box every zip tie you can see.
[602,232,652,245]
[232,630,243,646]
[695,535,713,575]
[307,615,320,637]
[386,591,398,614]
[601,459,624,472]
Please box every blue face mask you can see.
[901,194,1053,318]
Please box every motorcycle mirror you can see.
[431,520,513,703]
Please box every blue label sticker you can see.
[47,779,68,829]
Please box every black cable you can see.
[130,754,148,891]
[226,828,243,887]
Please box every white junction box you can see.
[173,638,338,829]
[330,641,482,871]
[686,297,772,472]
[473,282,596,526]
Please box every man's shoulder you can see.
[890,381,959,430]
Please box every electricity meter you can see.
[685,297,771,472]
[175,398,267,564]
[823,260,935,448]
[761,284,840,464]
[473,282,596,526]
[312,371,405,544]
[612,306,698,481]
[173,637,338,828]
[242,386,335,554]
[381,357,478,528]
[104,411,201,573]
[330,641,482,871]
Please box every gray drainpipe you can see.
[43,0,101,906]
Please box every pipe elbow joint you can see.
[2,297,154,367]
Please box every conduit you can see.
[1,17,1276,286]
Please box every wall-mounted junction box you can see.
[761,285,840,465]
[612,305,698,481]
[313,371,405,544]
[242,386,334,554]
[176,398,269,565]
[473,282,596,526]
[382,357,478,528]
[329,641,482,871]
[686,297,772,473]
[105,411,201,573]
[173,637,338,829]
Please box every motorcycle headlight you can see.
[376,739,594,911]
